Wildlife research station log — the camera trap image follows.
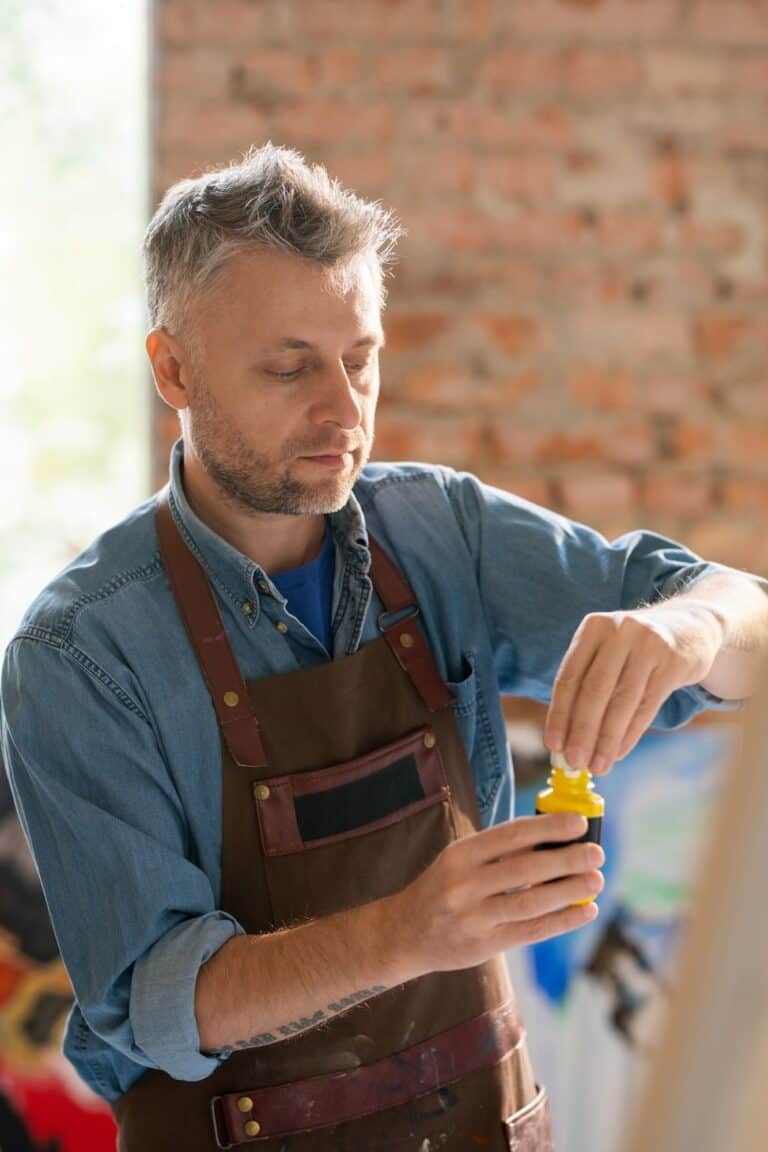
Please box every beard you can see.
[185,367,372,517]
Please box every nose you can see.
[311,362,364,430]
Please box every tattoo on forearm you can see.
[232,985,388,1050]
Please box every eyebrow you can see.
[266,334,386,352]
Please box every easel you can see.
[624,663,768,1152]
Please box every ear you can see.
[146,328,194,412]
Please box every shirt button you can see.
[257,579,270,593]
[241,601,254,616]
[275,620,288,634]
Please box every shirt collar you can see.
[165,438,371,606]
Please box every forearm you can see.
[654,572,768,700]
[194,893,408,1053]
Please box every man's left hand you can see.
[543,605,724,776]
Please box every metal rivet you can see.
[244,1119,261,1136]
[237,1096,253,1113]
[257,579,270,593]
[223,691,239,708]
[423,732,436,749]
[275,620,288,634]
[252,784,271,801]
[399,632,415,648]
[241,601,254,616]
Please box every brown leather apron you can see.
[111,492,554,1150]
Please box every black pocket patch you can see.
[295,753,425,842]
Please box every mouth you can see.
[299,452,352,469]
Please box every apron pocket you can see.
[503,1085,553,1152]
[253,724,457,925]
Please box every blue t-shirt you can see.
[271,517,334,654]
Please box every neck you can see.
[180,452,327,576]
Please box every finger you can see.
[495,901,599,951]
[615,668,680,761]
[467,812,589,868]
[544,624,602,752]
[562,640,633,770]
[479,841,605,899]
[589,660,658,774]
[491,870,605,926]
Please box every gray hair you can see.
[143,141,406,345]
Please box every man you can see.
[2,143,766,1151]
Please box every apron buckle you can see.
[377,604,420,633]
[210,1096,234,1149]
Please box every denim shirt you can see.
[0,438,750,1103]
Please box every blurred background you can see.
[1,1,766,1149]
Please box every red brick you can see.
[156,1,274,48]
[237,52,315,98]
[558,472,636,518]
[644,50,727,94]
[596,211,661,253]
[504,1,681,42]
[722,424,768,470]
[651,154,692,207]
[670,423,716,461]
[399,365,542,411]
[568,368,635,409]
[600,421,656,465]
[690,2,768,46]
[326,153,395,193]
[453,0,500,40]
[476,155,559,200]
[384,313,451,352]
[640,473,714,516]
[732,54,768,92]
[425,209,584,253]
[634,376,710,414]
[480,48,642,93]
[157,103,271,151]
[155,48,234,101]
[721,478,768,512]
[374,49,454,95]
[301,0,440,39]
[475,315,541,357]
[571,310,692,361]
[276,102,394,144]
[685,517,768,571]
[553,264,634,305]
[237,48,360,99]
[681,221,745,254]
[694,314,758,359]
[476,470,553,506]
[725,377,768,418]
[406,102,576,149]
[372,412,486,467]
[489,424,602,466]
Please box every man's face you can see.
[182,248,384,516]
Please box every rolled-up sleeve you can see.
[442,469,766,726]
[1,636,245,1082]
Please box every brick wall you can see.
[150,0,768,574]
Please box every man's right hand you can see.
[384,812,604,982]
[196,812,603,1053]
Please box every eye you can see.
[266,368,303,381]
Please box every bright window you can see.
[0,0,149,651]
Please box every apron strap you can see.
[155,490,267,769]
[368,537,454,713]
[210,999,525,1147]
[155,488,453,757]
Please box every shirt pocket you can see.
[252,723,458,928]
[445,649,503,818]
